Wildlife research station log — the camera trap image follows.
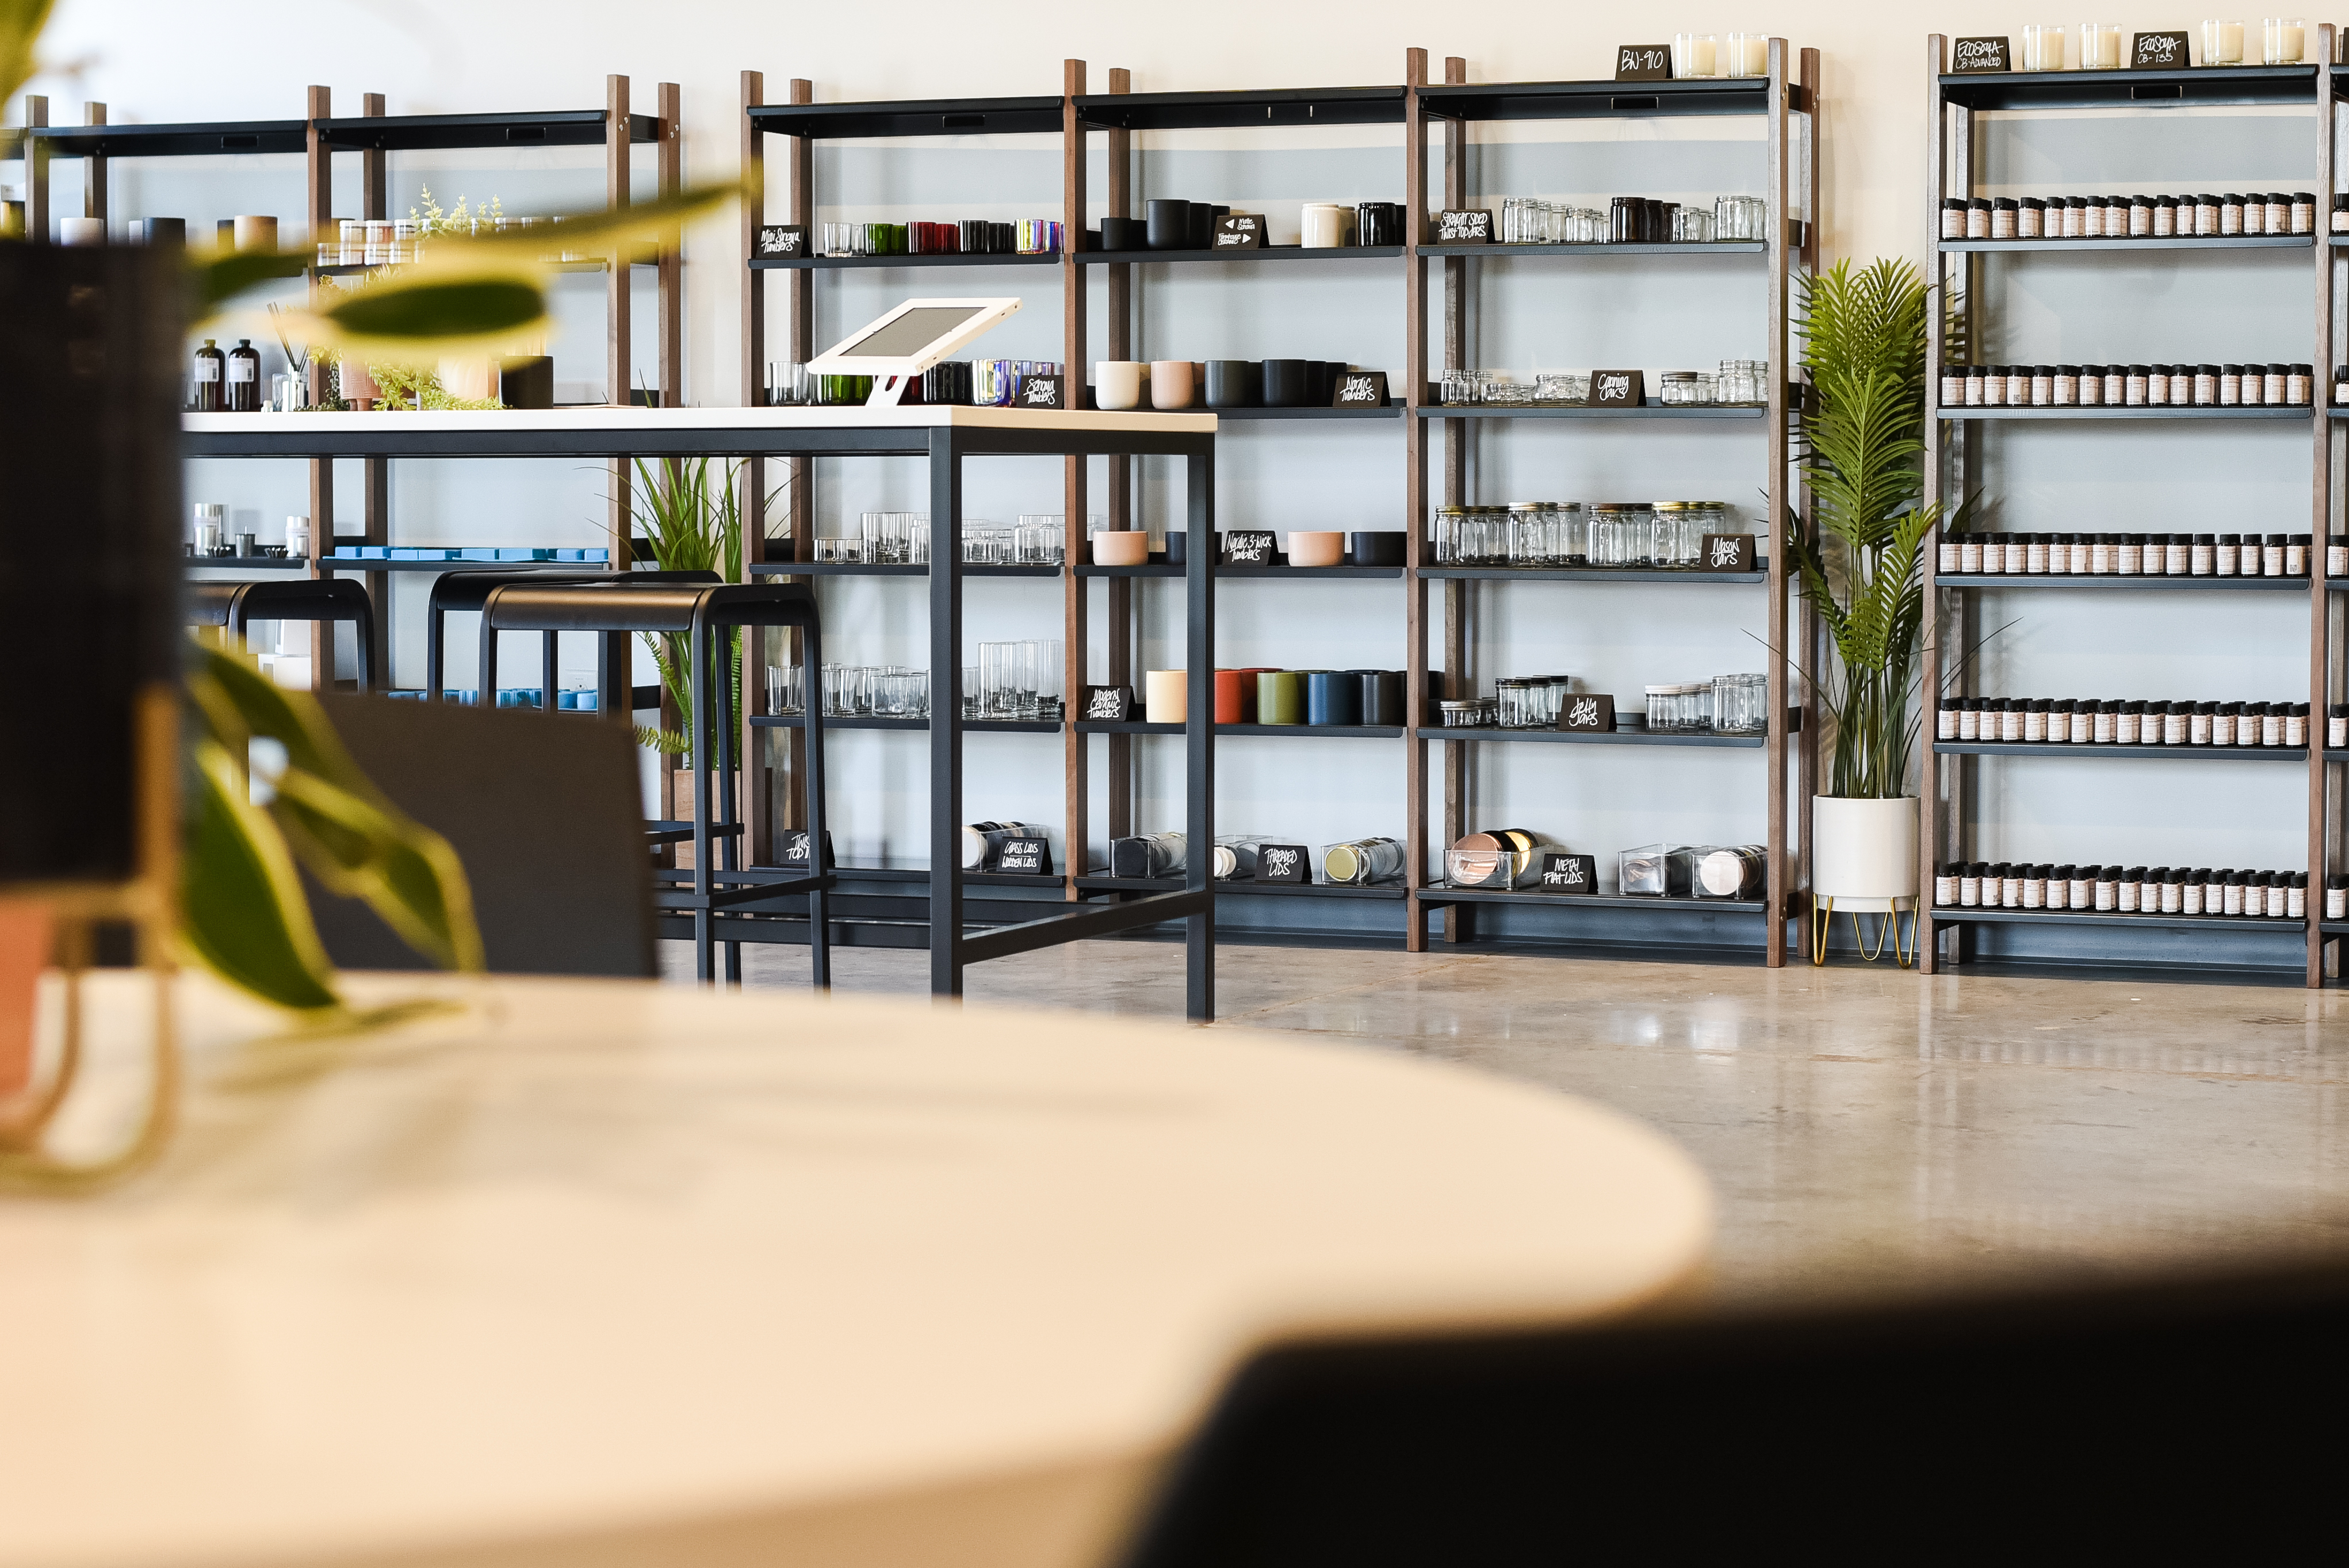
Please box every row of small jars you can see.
[1938,531,2313,577]
[1940,363,2313,408]
[1934,864,2309,918]
[1433,502,1733,568]
[1938,697,2309,747]
[1941,192,2316,241]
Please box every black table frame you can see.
[185,415,1221,1019]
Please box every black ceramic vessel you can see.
[1146,199,1193,250]
[1262,359,1312,407]
[1348,531,1406,567]
[1205,360,1263,408]
[1100,216,1148,251]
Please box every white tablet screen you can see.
[839,305,993,359]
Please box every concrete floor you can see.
[662,938,2349,1309]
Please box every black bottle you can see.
[192,337,226,412]
[227,338,262,412]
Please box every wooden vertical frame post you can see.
[2309,26,2336,988]
[606,76,637,745]
[1762,40,1792,967]
[781,78,814,831]
[1438,53,1468,946]
[1795,49,1822,939]
[81,102,104,222]
[23,95,46,243]
[361,93,391,687]
[1104,68,1134,847]
[1919,37,1946,974]
[741,70,774,862]
[657,82,683,410]
[1062,59,1089,897]
[1401,47,1431,951]
[305,85,335,692]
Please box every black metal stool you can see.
[186,577,378,691]
[426,568,720,709]
[480,580,831,987]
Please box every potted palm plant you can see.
[1787,259,1954,961]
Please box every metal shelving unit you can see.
[1405,44,1815,966]
[1920,32,2336,985]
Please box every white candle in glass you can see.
[1673,33,1718,77]
[2263,17,2305,62]
[2022,24,2066,70]
[1726,32,1769,77]
[2083,22,2125,66]
[2203,18,2245,60]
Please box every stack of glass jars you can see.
[1715,194,1768,239]
[765,664,805,716]
[1644,682,1715,731]
[1440,369,1596,406]
[860,512,929,565]
[1498,198,1605,243]
[1434,506,1512,565]
[1494,675,1573,728]
[1715,359,1766,405]
[1506,503,1589,567]
[1671,206,1717,242]
[974,640,1065,722]
[1711,672,1768,733]
[1651,503,1705,568]
[1588,504,1655,567]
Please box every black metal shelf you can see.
[1075,564,1403,579]
[750,251,1061,271]
[323,557,609,574]
[748,561,1061,578]
[1931,905,2305,932]
[1074,244,1402,265]
[1417,78,1778,122]
[749,96,1066,140]
[1418,403,1766,420]
[1077,873,1409,900]
[1416,241,1765,257]
[1938,234,2314,253]
[313,110,661,150]
[1940,405,2309,420]
[1935,741,2306,761]
[1936,63,2318,112]
[1214,406,1401,420]
[184,554,305,571]
[1420,886,1768,913]
[1935,572,2309,590]
[1418,566,1768,583]
[1073,86,1406,131]
[1077,722,1405,739]
[28,119,309,158]
[749,716,1062,734]
[1417,726,1767,748]
[792,863,1071,889]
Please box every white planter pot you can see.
[1812,796,1919,905]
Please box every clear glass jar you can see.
[1658,372,1705,406]
[1646,684,1678,731]
[1434,506,1467,564]
[1555,502,1589,566]
[1508,504,1548,566]
[1652,502,1704,568]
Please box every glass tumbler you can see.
[1672,33,1720,77]
[2022,24,2065,69]
[2264,17,2305,61]
[2202,18,2246,63]
[1726,31,1770,77]
[2080,21,2125,67]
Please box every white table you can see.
[0,974,1709,1568]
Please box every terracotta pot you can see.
[1092,530,1150,565]
[1288,530,1345,567]
[339,358,379,409]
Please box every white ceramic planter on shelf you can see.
[1812,796,1919,912]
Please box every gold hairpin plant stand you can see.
[0,687,180,1191]
[1810,896,1916,968]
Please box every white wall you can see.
[14,3,2329,958]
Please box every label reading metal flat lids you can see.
[1614,44,1674,81]
[1949,36,2012,72]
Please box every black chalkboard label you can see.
[1559,693,1616,732]
[1221,530,1276,567]
[1615,44,1674,81]
[1333,369,1388,407]
[781,828,833,869]
[1017,373,1065,411]
[1949,36,2012,72]
[1082,684,1134,721]
[1434,209,1493,244]
[1589,369,1644,408]
[1537,852,1598,893]
[996,835,1053,876]
[756,224,807,259]
[1701,533,1755,572]
[1212,213,1264,250]
[1256,843,1310,884]
[2132,30,2190,69]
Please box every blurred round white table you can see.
[0,973,1709,1568]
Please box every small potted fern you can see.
[1788,259,1950,951]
